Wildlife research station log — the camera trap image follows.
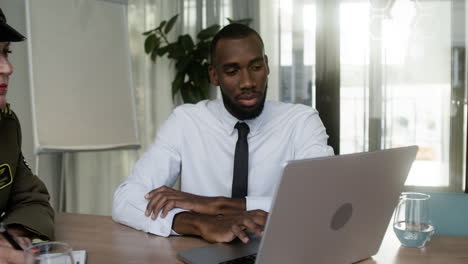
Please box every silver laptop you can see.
[177,146,418,264]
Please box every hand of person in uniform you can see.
[145,186,245,218]
[0,231,31,250]
[173,210,268,243]
[0,226,30,264]
[0,246,25,264]
[4,226,32,249]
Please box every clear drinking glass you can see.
[393,192,434,248]
[24,242,75,264]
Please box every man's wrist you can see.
[173,212,204,236]
[212,197,246,214]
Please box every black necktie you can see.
[232,122,250,198]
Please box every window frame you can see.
[312,0,467,192]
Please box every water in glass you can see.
[393,192,434,248]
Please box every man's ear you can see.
[208,65,219,86]
[265,55,270,75]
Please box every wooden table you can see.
[56,213,468,264]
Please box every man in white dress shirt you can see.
[112,23,334,243]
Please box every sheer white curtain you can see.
[259,0,280,101]
[62,0,181,215]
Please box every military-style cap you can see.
[0,8,25,42]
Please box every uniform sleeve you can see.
[2,112,55,240]
[112,110,185,237]
[3,154,55,240]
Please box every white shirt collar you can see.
[213,99,266,137]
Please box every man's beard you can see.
[220,86,267,120]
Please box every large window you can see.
[277,0,467,192]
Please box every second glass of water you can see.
[24,241,75,264]
[393,192,434,248]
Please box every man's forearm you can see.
[172,198,246,236]
[210,197,246,215]
[172,212,204,236]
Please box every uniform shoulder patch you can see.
[0,164,13,190]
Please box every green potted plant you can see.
[143,15,251,103]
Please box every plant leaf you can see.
[201,78,210,98]
[193,42,210,61]
[151,48,158,62]
[180,83,192,103]
[142,29,154,36]
[159,20,167,30]
[187,64,210,101]
[172,72,185,99]
[181,83,201,104]
[176,56,192,72]
[180,34,194,51]
[193,82,207,102]
[156,45,171,56]
[168,41,186,59]
[197,24,220,40]
[154,39,161,51]
[144,34,156,54]
[164,14,179,34]
[150,38,161,61]
[187,66,199,85]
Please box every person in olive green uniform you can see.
[0,106,55,240]
[0,7,54,264]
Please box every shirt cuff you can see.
[246,196,272,212]
[147,208,187,237]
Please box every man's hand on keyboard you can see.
[195,210,268,244]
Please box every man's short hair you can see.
[209,23,264,64]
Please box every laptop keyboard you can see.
[219,253,257,264]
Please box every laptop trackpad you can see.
[177,236,261,264]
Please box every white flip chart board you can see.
[26,0,139,153]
